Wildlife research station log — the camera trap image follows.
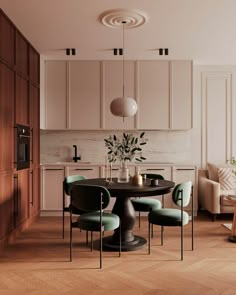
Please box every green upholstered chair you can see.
[70,184,121,268]
[148,181,193,260]
[62,175,86,239]
[131,174,164,229]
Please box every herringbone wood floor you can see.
[0,212,236,295]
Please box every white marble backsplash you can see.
[40,129,199,165]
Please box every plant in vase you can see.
[104,132,147,182]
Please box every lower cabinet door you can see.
[15,169,29,226]
[29,166,40,218]
[41,166,65,211]
[0,172,14,239]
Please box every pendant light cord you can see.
[122,21,125,98]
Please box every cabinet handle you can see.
[31,128,33,163]
[176,168,195,171]
[45,168,64,171]
[13,175,19,227]
[30,170,33,206]
[74,168,93,171]
[146,168,165,171]
[112,168,119,171]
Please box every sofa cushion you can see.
[207,163,220,182]
[218,167,236,190]
[221,194,236,206]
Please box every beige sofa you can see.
[198,169,235,221]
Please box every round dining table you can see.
[71,177,175,251]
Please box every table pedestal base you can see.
[103,235,147,252]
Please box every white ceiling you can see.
[1,0,236,64]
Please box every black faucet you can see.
[73,145,81,162]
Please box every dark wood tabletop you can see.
[72,177,175,198]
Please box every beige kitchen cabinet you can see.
[41,166,65,212]
[66,165,100,179]
[172,166,197,215]
[170,61,192,129]
[69,61,101,129]
[137,60,192,130]
[137,61,170,129]
[102,61,136,130]
[45,61,67,129]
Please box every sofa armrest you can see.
[198,174,221,214]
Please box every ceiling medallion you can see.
[100,9,148,29]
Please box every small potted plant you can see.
[104,132,147,182]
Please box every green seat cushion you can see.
[131,198,162,212]
[77,212,120,232]
[149,208,189,226]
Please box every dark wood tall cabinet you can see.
[0,9,40,248]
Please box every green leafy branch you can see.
[104,132,147,163]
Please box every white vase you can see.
[117,161,129,183]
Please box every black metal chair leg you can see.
[161,226,164,246]
[148,222,151,254]
[138,211,141,228]
[70,212,72,262]
[100,230,102,269]
[119,224,121,257]
[91,232,93,252]
[181,225,183,261]
[63,210,65,239]
[86,230,89,246]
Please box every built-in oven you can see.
[15,124,30,170]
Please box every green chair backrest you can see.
[172,181,192,207]
[141,173,164,180]
[71,184,111,212]
[63,174,86,196]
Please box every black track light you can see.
[119,48,123,55]
[113,48,118,55]
[158,48,169,56]
[66,48,76,56]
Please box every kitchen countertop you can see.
[40,162,196,167]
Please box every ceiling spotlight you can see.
[158,48,169,56]
[66,48,77,55]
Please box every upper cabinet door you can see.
[15,74,29,125]
[0,11,15,66]
[170,61,193,130]
[102,61,136,130]
[69,61,101,129]
[0,62,14,172]
[15,30,28,77]
[29,46,40,85]
[137,61,170,130]
[45,61,67,129]
[29,83,40,165]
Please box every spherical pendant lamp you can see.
[110,96,137,117]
